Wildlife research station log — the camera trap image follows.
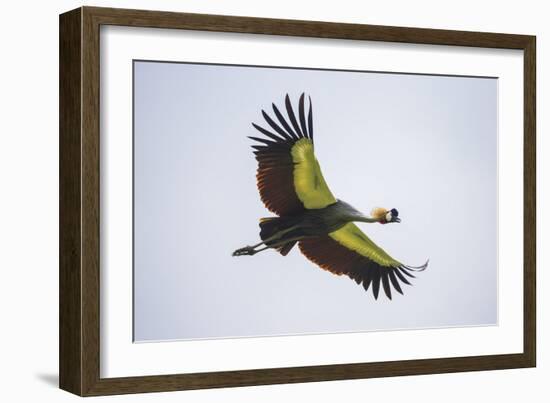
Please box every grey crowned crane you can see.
[233,93,428,300]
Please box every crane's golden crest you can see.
[370,207,388,221]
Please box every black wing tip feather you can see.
[406,259,430,271]
[251,93,314,144]
[367,261,429,300]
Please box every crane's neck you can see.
[335,200,380,224]
[352,215,379,224]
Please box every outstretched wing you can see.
[250,93,337,216]
[299,223,428,300]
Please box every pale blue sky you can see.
[133,60,497,342]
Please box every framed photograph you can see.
[59,6,536,396]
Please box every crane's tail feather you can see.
[278,240,297,256]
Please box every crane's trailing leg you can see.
[232,245,258,256]
[233,237,304,256]
[232,239,270,256]
[232,217,301,256]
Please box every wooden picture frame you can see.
[59,6,536,396]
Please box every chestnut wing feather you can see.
[299,223,428,300]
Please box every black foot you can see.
[232,246,257,256]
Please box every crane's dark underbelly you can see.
[294,201,352,237]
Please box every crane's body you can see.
[232,93,428,299]
[289,199,380,234]
[234,200,382,256]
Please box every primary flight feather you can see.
[233,93,428,300]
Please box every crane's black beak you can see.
[393,217,401,223]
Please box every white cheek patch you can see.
[386,212,392,221]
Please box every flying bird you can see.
[233,93,428,299]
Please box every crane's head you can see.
[371,207,401,224]
[385,208,401,224]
